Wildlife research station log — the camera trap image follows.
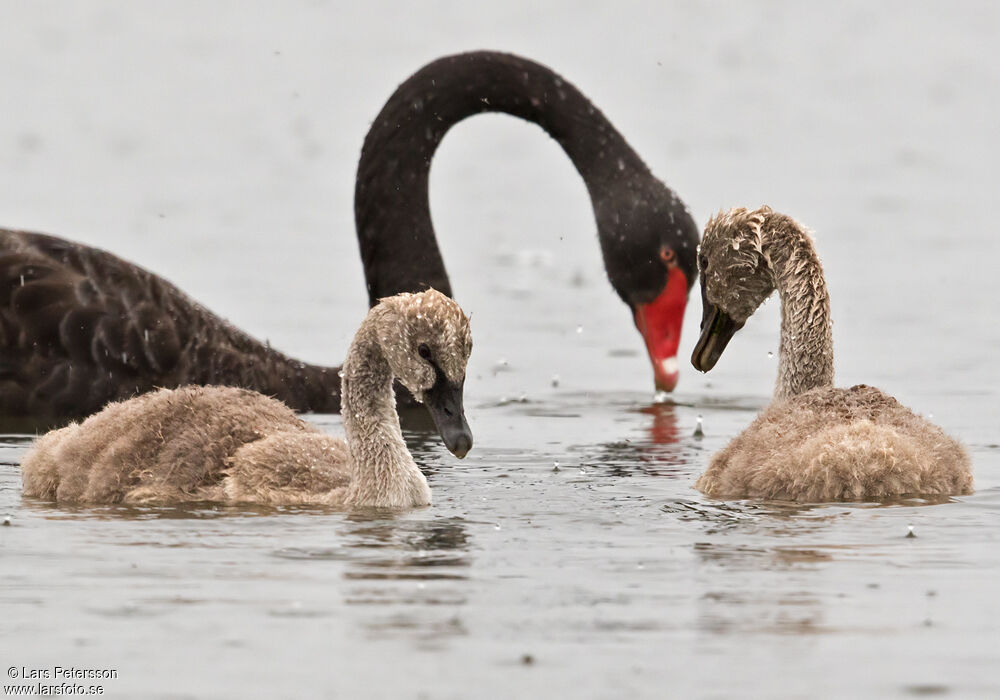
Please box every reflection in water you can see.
[340,514,471,555]
[677,500,852,637]
[662,495,959,537]
[568,402,688,477]
[20,499,314,522]
[692,539,829,636]
[334,515,472,643]
[696,589,828,636]
[693,540,837,570]
[640,402,680,445]
[663,498,837,525]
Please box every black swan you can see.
[0,51,697,425]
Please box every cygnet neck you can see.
[761,216,835,400]
[340,316,424,503]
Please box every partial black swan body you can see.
[0,230,339,425]
[0,51,697,426]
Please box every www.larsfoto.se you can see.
[4,681,106,696]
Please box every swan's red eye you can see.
[659,247,677,266]
[418,343,432,360]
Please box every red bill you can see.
[633,250,688,392]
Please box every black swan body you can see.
[0,51,698,426]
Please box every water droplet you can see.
[2,516,10,526]
[576,325,583,334]
[552,461,560,472]
[906,525,916,538]
[19,275,24,286]
[494,523,501,531]
[144,329,149,342]
[338,370,345,378]
[617,158,625,171]
[693,415,704,439]
[767,351,774,359]
[551,374,560,388]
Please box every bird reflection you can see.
[337,515,472,584]
[639,401,681,444]
[691,540,828,635]
[341,515,471,563]
[337,515,472,642]
[569,401,687,477]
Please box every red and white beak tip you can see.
[653,356,680,392]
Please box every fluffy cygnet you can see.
[691,206,972,502]
[21,290,473,508]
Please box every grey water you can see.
[1,2,999,698]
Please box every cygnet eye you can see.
[417,343,432,361]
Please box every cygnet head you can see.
[374,289,474,458]
[691,206,777,372]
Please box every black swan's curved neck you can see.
[354,51,657,305]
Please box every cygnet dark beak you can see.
[691,285,744,373]
[423,372,473,459]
